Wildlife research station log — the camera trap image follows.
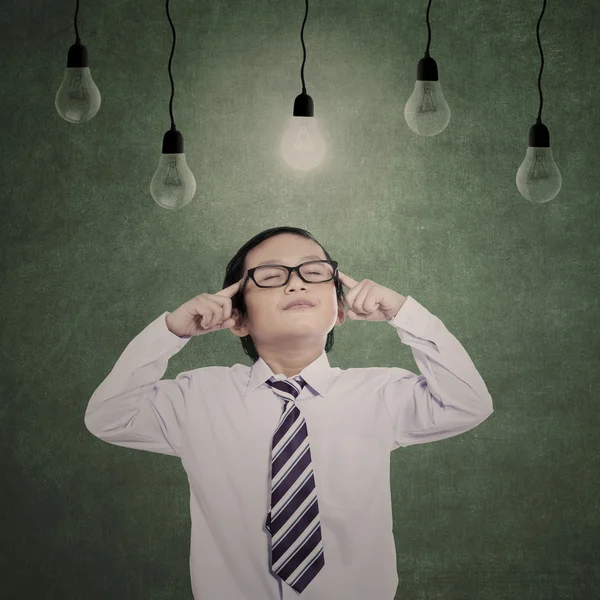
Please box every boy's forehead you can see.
[248,239,325,268]
[255,254,324,267]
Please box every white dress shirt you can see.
[85,295,494,600]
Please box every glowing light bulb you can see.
[516,122,562,203]
[281,116,326,171]
[55,42,101,124]
[150,129,196,210]
[404,55,450,137]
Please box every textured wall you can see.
[1,0,598,598]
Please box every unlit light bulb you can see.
[150,129,196,210]
[516,121,562,204]
[404,55,450,137]
[281,116,326,171]
[55,42,101,123]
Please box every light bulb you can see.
[281,116,326,171]
[150,154,196,209]
[516,148,562,203]
[55,67,101,123]
[516,122,562,204]
[404,81,451,136]
[150,129,196,210]
[404,55,450,136]
[55,42,101,123]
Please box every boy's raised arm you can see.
[84,311,193,456]
[382,296,494,449]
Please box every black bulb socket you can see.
[417,56,439,81]
[528,122,550,148]
[161,129,184,154]
[293,92,314,117]
[67,42,89,68]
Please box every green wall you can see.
[2,0,598,598]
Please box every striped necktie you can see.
[264,375,325,594]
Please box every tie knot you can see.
[266,375,306,400]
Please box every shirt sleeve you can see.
[84,311,194,456]
[381,296,494,449]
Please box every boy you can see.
[85,230,494,600]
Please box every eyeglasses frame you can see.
[239,259,339,295]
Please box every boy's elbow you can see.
[476,393,494,422]
[84,409,104,438]
[461,391,493,425]
[485,393,494,416]
[84,412,96,436]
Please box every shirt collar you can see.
[244,350,334,399]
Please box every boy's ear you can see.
[229,308,249,337]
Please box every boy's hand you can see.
[338,271,406,322]
[166,279,244,338]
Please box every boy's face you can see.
[229,233,346,343]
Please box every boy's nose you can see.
[287,270,305,287]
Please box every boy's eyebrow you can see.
[257,255,324,266]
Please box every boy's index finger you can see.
[217,277,245,297]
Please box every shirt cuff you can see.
[141,311,194,356]
[386,295,439,339]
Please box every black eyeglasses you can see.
[240,260,339,292]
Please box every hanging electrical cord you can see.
[165,0,178,133]
[424,0,432,58]
[299,0,309,94]
[535,0,546,124]
[74,0,80,41]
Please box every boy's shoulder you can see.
[185,364,414,381]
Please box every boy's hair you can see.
[222,226,345,363]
